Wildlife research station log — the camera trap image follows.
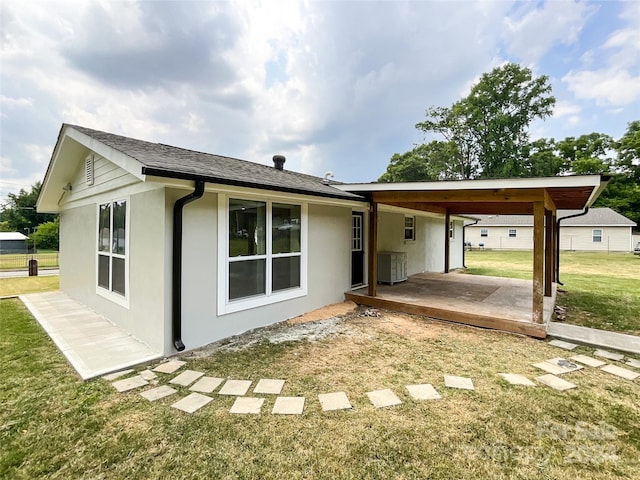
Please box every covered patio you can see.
[338,175,609,337]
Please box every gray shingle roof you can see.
[68,125,364,201]
[471,208,636,226]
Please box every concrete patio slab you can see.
[230,397,264,414]
[444,375,474,390]
[20,291,161,380]
[139,369,157,381]
[102,369,134,381]
[627,359,640,369]
[600,365,640,381]
[112,375,148,392]
[141,385,177,401]
[497,373,536,386]
[219,379,252,396]
[406,384,442,400]
[170,370,205,387]
[318,392,352,411]
[189,377,224,393]
[594,349,625,362]
[254,379,285,395]
[548,322,640,355]
[548,340,578,350]
[570,355,606,368]
[366,389,402,408]
[272,396,305,415]
[171,393,213,413]
[153,360,186,374]
[536,374,577,391]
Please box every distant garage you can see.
[0,232,28,254]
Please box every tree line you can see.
[379,63,640,227]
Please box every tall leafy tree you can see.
[379,141,465,182]
[0,182,57,234]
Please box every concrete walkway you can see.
[20,291,161,380]
[548,322,640,355]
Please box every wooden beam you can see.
[545,208,554,297]
[372,188,546,205]
[533,201,545,324]
[544,190,557,212]
[384,201,447,215]
[444,209,450,273]
[367,201,378,297]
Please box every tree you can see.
[557,133,614,175]
[31,218,59,250]
[616,120,640,182]
[0,182,56,234]
[379,141,462,182]
[523,138,565,177]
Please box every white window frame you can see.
[592,229,603,243]
[449,220,455,240]
[480,228,488,237]
[352,213,363,252]
[509,229,517,238]
[404,216,415,242]
[96,198,130,308]
[217,193,308,315]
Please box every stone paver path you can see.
[406,384,442,400]
[444,375,474,390]
[367,389,402,408]
[172,392,213,413]
[318,392,352,411]
[272,397,305,415]
[600,364,640,381]
[570,354,606,368]
[548,340,578,350]
[170,370,205,387]
[536,374,577,391]
[254,379,285,395]
[230,397,264,414]
[141,385,177,401]
[626,359,640,369]
[532,358,582,375]
[219,379,253,396]
[112,375,148,392]
[594,349,625,362]
[497,373,536,386]
[139,369,158,381]
[154,360,186,374]
[190,376,224,393]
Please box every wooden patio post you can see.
[368,201,378,297]
[444,209,450,273]
[533,202,545,323]
[544,209,554,297]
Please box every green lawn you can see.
[1,299,639,479]
[465,251,640,335]
[0,276,59,297]
[0,252,59,270]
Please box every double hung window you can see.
[97,200,127,299]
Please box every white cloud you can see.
[553,100,581,118]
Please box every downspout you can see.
[556,207,589,286]
[462,219,479,269]
[172,181,205,351]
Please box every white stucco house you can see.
[38,124,471,356]
[466,208,637,252]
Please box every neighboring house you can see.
[0,232,28,254]
[37,125,468,356]
[466,208,637,252]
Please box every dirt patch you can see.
[372,312,449,340]
[287,301,357,324]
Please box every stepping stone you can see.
[444,375,474,390]
[170,370,205,387]
[141,385,177,401]
[272,396,305,415]
[171,393,213,413]
[139,369,158,381]
[594,349,625,362]
[366,389,402,408]
[600,365,640,381]
[548,339,578,351]
[219,379,253,396]
[625,359,640,369]
[318,392,352,411]
[570,354,606,368]
[112,375,148,392]
[153,360,186,374]
[497,373,536,386]
[230,397,264,414]
[103,369,134,381]
[532,358,582,375]
[253,379,285,395]
[190,376,224,393]
[536,374,577,391]
[406,384,442,400]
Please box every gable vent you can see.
[85,155,94,186]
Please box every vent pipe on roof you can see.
[273,155,286,171]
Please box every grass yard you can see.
[0,276,59,297]
[1,298,639,479]
[0,253,59,270]
[465,251,640,336]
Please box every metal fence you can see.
[0,253,59,270]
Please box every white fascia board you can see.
[336,175,603,193]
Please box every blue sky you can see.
[1,0,638,201]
